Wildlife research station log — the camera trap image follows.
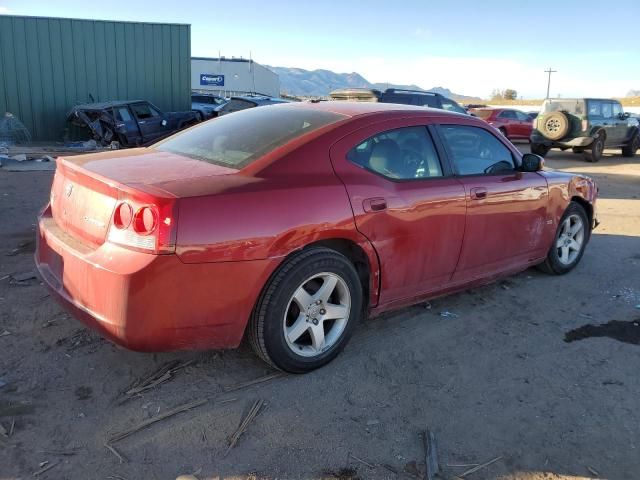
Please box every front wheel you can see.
[537,202,589,275]
[248,247,363,373]
[622,133,639,157]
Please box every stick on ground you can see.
[460,456,503,478]
[424,429,439,480]
[104,443,128,463]
[108,398,208,444]
[225,399,264,456]
[33,461,58,477]
[222,372,284,393]
[349,453,375,469]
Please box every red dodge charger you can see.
[36,102,598,372]
[472,107,534,141]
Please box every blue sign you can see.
[200,74,224,86]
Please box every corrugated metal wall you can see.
[0,15,191,141]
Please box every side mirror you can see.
[521,153,544,172]
[621,112,630,119]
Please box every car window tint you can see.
[440,125,515,176]
[515,111,530,121]
[498,110,517,119]
[588,100,602,118]
[114,107,132,122]
[221,99,254,114]
[346,126,443,179]
[612,102,622,117]
[132,103,156,119]
[191,96,205,103]
[601,102,612,119]
[154,106,346,169]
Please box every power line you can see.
[544,68,557,99]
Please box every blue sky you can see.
[4,0,639,98]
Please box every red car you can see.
[36,102,598,372]
[472,108,534,141]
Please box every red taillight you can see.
[133,206,158,235]
[113,202,133,229]
[108,192,177,254]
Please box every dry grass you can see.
[483,96,640,106]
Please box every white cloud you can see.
[0,6,10,14]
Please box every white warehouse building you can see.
[191,57,280,98]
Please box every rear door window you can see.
[612,102,623,117]
[498,110,517,119]
[441,99,466,114]
[439,125,515,176]
[347,126,443,180]
[132,103,160,119]
[114,107,133,122]
[514,111,530,121]
[588,100,602,118]
[601,102,612,119]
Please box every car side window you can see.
[515,111,530,121]
[588,100,602,118]
[601,102,612,119]
[498,110,517,119]
[612,102,622,117]
[114,107,132,122]
[347,126,444,180]
[439,125,515,176]
[132,103,159,120]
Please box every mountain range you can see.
[267,65,481,101]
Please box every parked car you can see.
[531,98,640,161]
[471,108,533,141]
[217,95,290,116]
[191,93,228,120]
[37,102,598,372]
[527,111,539,120]
[66,100,200,147]
[329,88,468,114]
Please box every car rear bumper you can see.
[35,206,280,351]
[531,132,594,148]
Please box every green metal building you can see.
[0,15,191,141]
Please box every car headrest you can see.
[369,139,400,174]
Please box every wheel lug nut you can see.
[312,318,319,325]
[320,309,326,315]
[315,300,322,305]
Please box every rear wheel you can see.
[622,133,639,157]
[584,132,604,162]
[538,202,589,275]
[531,143,550,157]
[248,247,363,373]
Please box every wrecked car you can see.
[66,100,200,147]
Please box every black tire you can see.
[584,132,604,162]
[537,202,590,275]
[622,132,639,157]
[193,111,203,122]
[531,143,550,157]
[540,111,570,140]
[248,247,363,373]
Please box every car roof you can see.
[285,100,466,118]
[72,100,146,110]
[231,95,289,104]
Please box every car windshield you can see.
[153,106,346,168]
[541,99,584,115]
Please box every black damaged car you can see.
[66,100,200,147]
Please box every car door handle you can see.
[363,197,387,212]
[470,187,488,200]
[138,120,146,124]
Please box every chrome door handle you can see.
[363,197,387,212]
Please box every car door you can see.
[497,110,517,137]
[610,101,627,144]
[587,100,616,143]
[330,119,466,305]
[130,102,166,142]
[112,105,142,146]
[514,110,533,138]
[435,124,549,283]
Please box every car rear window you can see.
[541,99,585,115]
[153,106,347,169]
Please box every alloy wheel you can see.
[556,214,585,265]
[283,272,351,357]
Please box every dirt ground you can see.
[1,145,639,480]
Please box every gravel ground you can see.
[1,145,639,480]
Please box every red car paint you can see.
[35,102,597,351]
[472,108,533,140]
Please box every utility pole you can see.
[545,68,557,99]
